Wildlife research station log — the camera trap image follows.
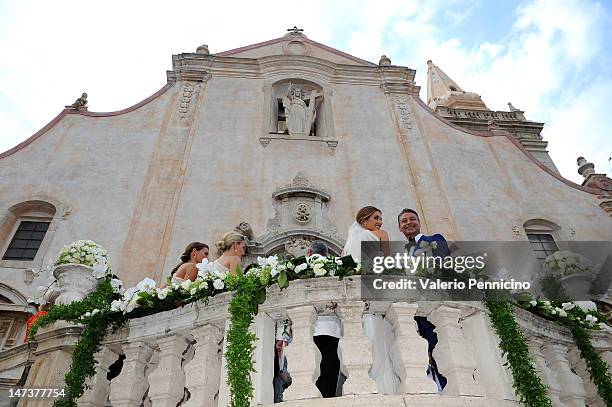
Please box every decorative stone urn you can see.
[53,263,101,305]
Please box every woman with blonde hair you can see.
[171,242,209,282]
[213,231,246,275]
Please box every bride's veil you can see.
[343,221,364,261]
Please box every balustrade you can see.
[0,276,608,407]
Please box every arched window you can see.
[0,200,57,266]
[523,219,560,264]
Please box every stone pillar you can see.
[282,305,320,400]
[183,324,223,407]
[461,307,515,401]
[527,335,563,406]
[148,334,191,407]
[217,319,232,407]
[251,312,276,405]
[385,303,437,394]
[428,304,484,396]
[338,301,376,395]
[21,321,84,407]
[79,347,118,406]
[109,341,154,407]
[542,342,586,407]
[568,346,603,407]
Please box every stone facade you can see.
[0,30,610,372]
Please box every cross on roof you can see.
[287,26,304,34]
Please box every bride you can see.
[342,206,402,395]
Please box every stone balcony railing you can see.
[1,276,610,407]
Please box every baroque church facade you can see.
[0,30,611,396]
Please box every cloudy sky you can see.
[1,0,610,182]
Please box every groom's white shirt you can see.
[408,233,424,256]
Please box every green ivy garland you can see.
[485,298,553,407]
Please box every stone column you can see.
[527,335,563,406]
[568,346,603,407]
[109,341,154,407]
[217,320,232,407]
[428,304,484,396]
[251,312,276,405]
[338,301,376,395]
[385,303,437,394]
[282,305,320,400]
[148,334,191,407]
[79,347,118,407]
[461,307,515,400]
[183,324,223,407]
[21,321,84,407]
[542,342,586,407]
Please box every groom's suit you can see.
[411,233,449,392]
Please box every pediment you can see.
[215,34,375,67]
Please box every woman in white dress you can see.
[213,231,246,275]
[342,206,402,395]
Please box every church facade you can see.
[0,29,611,351]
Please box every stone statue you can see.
[68,93,88,110]
[282,83,319,137]
[508,102,518,112]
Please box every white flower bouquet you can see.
[55,240,110,278]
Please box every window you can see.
[527,233,559,263]
[0,200,58,266]
[3,221,50,261]
[277,99,288,133]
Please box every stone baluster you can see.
[427,304,485,396]
[568,346,604,407]
[147,334,191,407]
[282,305,320,400]
[385,302,437,394]
[541,342,586,407]
[21,321,84,407]
[183,324,223,407]
[109,341,154,407]
[338,301,377,395]
[526,335,563,406]
[79,347,118,406]
[251,312,276,405]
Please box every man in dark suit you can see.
[398,208,448,392]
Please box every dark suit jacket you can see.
[417,234,450,258]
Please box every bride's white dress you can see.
[342,222,402,394]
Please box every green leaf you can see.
[278,271,288,289]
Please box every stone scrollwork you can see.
[178,82,196,119]
[394,95,413,130]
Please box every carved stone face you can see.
[292,88,303,98]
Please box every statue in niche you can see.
[283,82,320,137]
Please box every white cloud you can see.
[0,0,609,183]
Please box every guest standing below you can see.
[397,208,449,392]
[307,239,328,258]
[170,242,209,283]
[273,336,292,403]
[214,231,247,275]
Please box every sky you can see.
[0,0,610,183]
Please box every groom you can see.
[397,208,448,392]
